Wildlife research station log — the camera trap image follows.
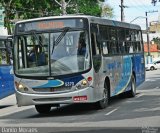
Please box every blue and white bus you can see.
[13,15,145,114]
[0,35,14,99]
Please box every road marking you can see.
[154,87,159,89]
[105,107,119,116]
[145,79,156,82]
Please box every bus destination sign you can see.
[16,18,87,33]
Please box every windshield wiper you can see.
[51,27,70,54]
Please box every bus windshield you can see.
[14,29,91,77]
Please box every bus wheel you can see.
[128,75,136,97]
[35,104,51,114]
[96,83,109,109]
[150,66,155,71]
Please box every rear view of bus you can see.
[0,35,14,99]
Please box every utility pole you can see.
[146,11,150,57]
[119,0,128,22]
[145,10,158,63]
[55,0,72,15]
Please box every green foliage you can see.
[101,4,114,18]
[152,37,160,49]
[0,0,113,34]
[75,0,101,16]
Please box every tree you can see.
[76,0,101,16]
[0,0,113,34]
[152,37,160,49]
[54,0,102,16]
[0,0,57,34]
[54,0,72,15]
[13,0,57,18]
[0,0,16,34]
[101,4,114,18]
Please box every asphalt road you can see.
[0,70,160,133]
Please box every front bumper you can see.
[15,87,96,106]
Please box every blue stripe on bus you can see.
[32,80,64,88]
[115,56,132,95]
[0,65,15,99]
[32,75,84,88]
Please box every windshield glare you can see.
[14,30,90,77]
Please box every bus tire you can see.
[35,104,51,114]
[128,75,136,97]
[150,66,155,71]
[96,83,109,109]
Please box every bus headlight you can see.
[15,81,29,92]
[76,79,89,90]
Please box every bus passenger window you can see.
[125,42,130,53]
[91,32,102,72]
[119,41,125,54]
[0,41,11,65]
[125,30,130,41]
[0,49,8,65]
[102,42,108,55]
[129,44,133,53]
[91,33,97,55]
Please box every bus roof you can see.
[15,15,141,30]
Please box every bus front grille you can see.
[33,97,72,102]
[32,86,72,93]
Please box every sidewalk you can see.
[0,94,16,106]
[0,94,33,117]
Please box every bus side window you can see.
[90,23,101,55]
[99,24,109,55]
[102,42,108,55]
[129,44,134,53]
[108,27,119,54]
[118,28,125,54]
[0,41,11,65]
[91,33,96,55]
[91,32,102,72]
[0,49,7,65]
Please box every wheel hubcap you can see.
[103,89,108,104]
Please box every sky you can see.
[105,0,160,41]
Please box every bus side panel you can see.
[0,66,14,99]
[103,56,124,97]
[103,55,135,97]
[132,53,145,86]
[114,55,132,95]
